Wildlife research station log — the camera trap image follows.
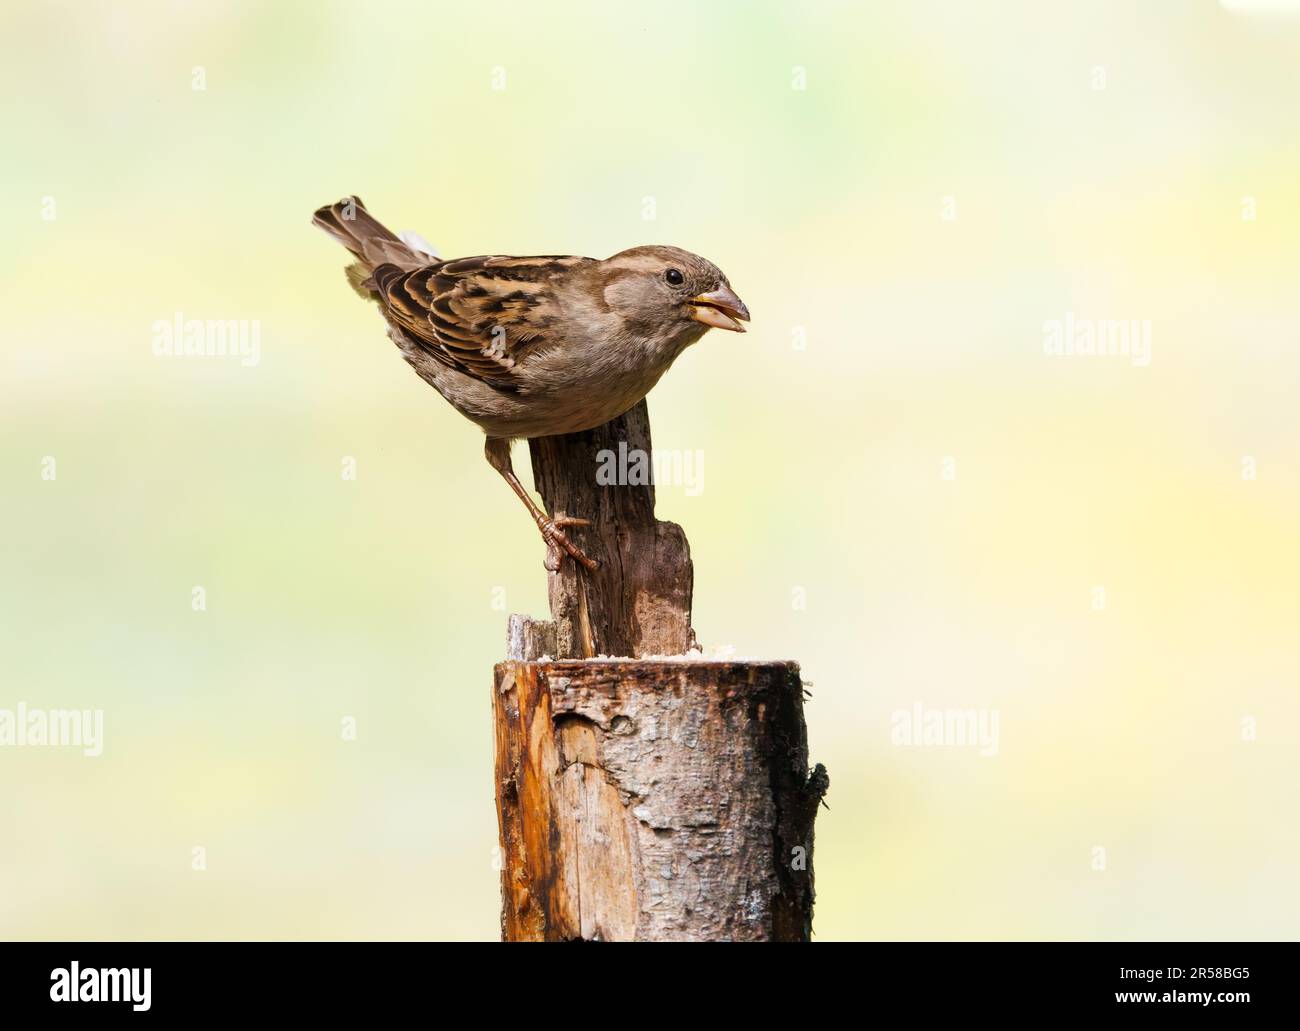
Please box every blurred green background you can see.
[3,0,1299,940]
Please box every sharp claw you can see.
[539,517,599,573]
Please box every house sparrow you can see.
[313,196,749,571]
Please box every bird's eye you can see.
[664,268,684,286]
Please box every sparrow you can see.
[312,196,750,571]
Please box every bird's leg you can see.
[484,437,599,573]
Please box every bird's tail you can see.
[312,196,431,298]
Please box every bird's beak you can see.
[688,285,751,333]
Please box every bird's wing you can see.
[373,255,593,389]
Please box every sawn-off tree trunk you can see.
[491,400,827,941]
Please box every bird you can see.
[312,196,750,572]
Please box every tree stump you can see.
[492,400,827,941]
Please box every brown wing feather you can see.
[375,255,592,389]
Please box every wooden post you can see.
[526,399,694,660]
[492,400,828,941]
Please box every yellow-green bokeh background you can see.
[3,0,1299,940]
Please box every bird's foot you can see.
[540,514,599,573]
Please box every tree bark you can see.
[493,653,827,941]
[492,399,827,941]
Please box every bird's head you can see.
[599,245,750,344]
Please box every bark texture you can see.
[493,655,827,941]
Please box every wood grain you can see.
[527,399,693,658]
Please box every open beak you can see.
[688,285,751,333]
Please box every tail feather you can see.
[312,196,429,297]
